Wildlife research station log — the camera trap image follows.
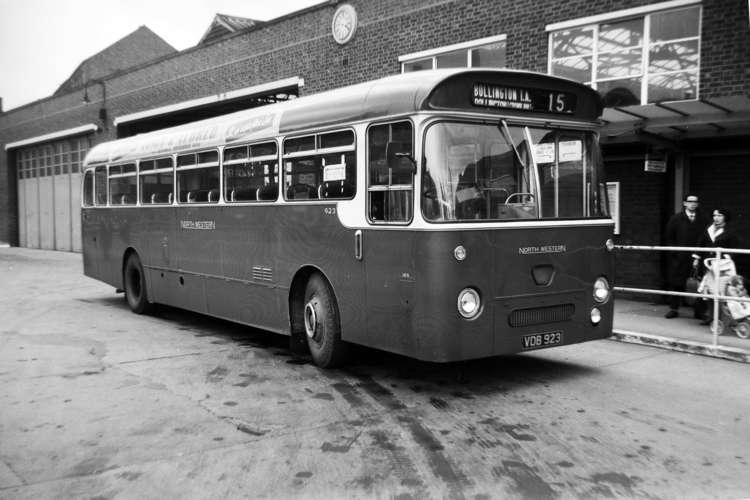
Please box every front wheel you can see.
[735,321,750,339]
[124,253,153,314]
[303,273,347,368]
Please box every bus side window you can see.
[283,131,355,201]
[223,142,279,203]
[177,151,219,204]
[94,166,108,206]
[367,121,413,223]
[83,169,95,207]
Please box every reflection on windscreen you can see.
[421,122,607,222]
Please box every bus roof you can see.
[84,69,602,166]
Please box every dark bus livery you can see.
[81,69,615,367]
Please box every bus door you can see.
[363,122,418,352]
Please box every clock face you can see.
[332,4,357,45]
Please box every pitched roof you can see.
[55,26,176,95]
[198,14,263,46]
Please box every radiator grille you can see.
[509,304,575,327]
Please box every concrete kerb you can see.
[612,329,750,364]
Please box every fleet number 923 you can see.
[522,331,562,350]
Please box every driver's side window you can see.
[367,121,413,224]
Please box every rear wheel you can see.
[303,273,347,368]
[124,253,152,314]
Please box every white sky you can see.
[0,0,325,111]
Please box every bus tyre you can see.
[124,253,152,314]
[303,273,347,368]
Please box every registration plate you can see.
[522,331,563,350]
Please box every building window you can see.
[15,137,89,180]
[400,35,506,73]
[548,2,700,106]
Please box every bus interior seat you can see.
[230,187,258,202]
[287,183,317,199]
[319,180,354,199]
[150,192,172,204]
[208,189,219,202]
[256,183,278,201]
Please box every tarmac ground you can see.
[2,247,750,499]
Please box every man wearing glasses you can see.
[664,194,706,318]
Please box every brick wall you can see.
[1,0,749,246]
[605,155,671,293]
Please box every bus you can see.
[81,69,615,368]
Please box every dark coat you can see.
[665,211,706,287]
[697,225,742,252]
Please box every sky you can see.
[0,0,325,111]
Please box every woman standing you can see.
[697,208,742,324]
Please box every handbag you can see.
[685,268,700,306]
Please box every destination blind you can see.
[472,82,577,114]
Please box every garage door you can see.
[16,138,89,252]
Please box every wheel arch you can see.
[289,265,336,335]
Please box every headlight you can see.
[606,239,615,251]
[593,276,611,303]
[457,287,482,319]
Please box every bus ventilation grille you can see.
[252,266,273,282]
[509,304,575,327]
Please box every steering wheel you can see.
[505,192,535,205]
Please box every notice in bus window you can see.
[323,164,346,182]
[559,141,582,162]
[533,143,555,164]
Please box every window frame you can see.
[366,119,415,225]
[222,139,280,203]
[139,156,175,205]
[282,128,357,202]
[175,149,221,204]
[108,162,138,206]
[547,1,701,105]
[399,34,507,73]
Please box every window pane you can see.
[198,150,218,164]
[319,130,354,149]
[435,49,467,68]
[110,176,137,205]
[551,27,594,58]
[551,56,592,82]
[597,48,642,79]
[598,19,643,53]
[284,135,315,154]
[156,158,172,170]
[471,41,506,67]
[83,171,94,206]
[177,153,196,167]
[94,167,107,205]
[178,166,220,203]
[649,40,699,73]
[140,160,155,171]
[141,171,174,204]
[224,159,279,202]
[651,6,700,42]
[403,58,433,72]
[647,71,697,102]
[224,146,248,162]
[250,141,277,158]
[598,78,641,106]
